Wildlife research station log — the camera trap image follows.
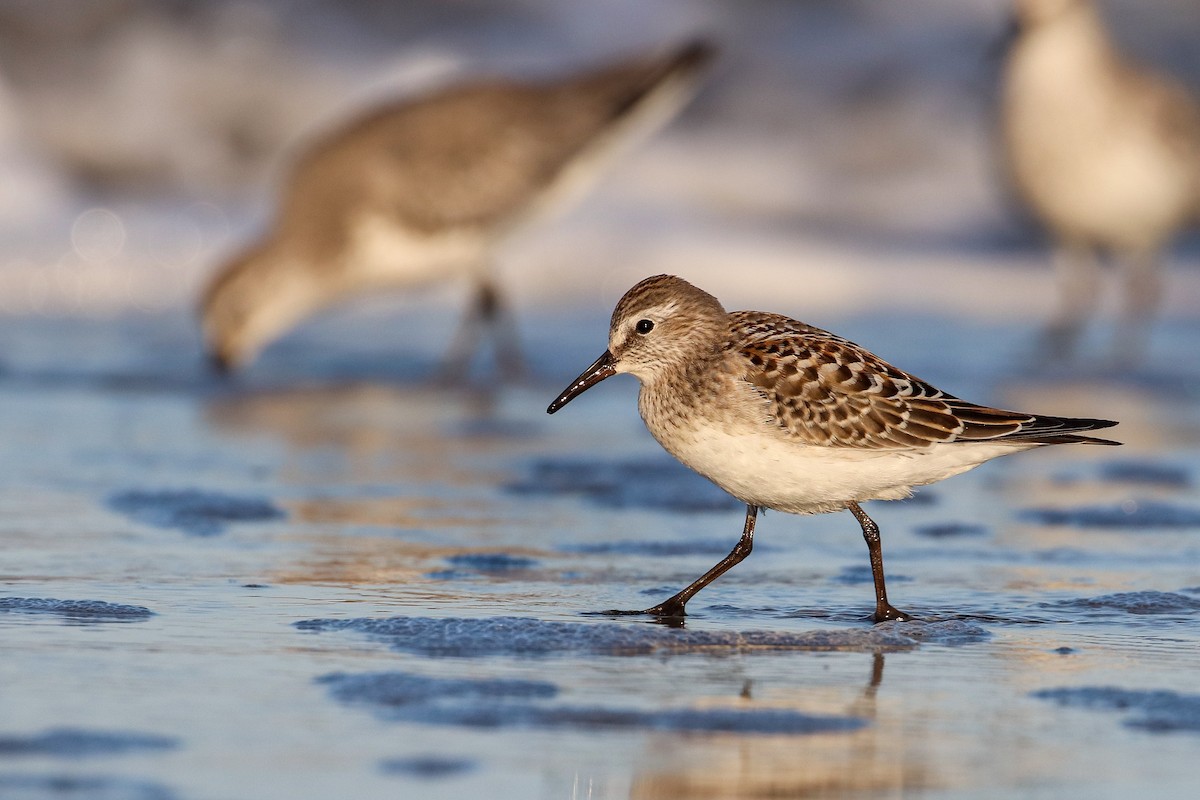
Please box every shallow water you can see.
[2,309,1200,800]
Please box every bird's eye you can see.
[635,319,654,335]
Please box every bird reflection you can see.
[619,650,944,798]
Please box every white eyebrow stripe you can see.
[653,300,681,318]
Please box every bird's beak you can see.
[547,350,616,414]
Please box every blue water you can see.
[1,307,1199,799]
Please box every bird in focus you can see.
[1001,0,1200,360]
[548,275,1119,622]
[200,40,715,375]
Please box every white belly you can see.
[648,418,1027,516]
[347,214,490,287]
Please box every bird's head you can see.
[547,274,726,413]
[199,241,318,373]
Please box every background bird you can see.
[1001,0,1200,361]
[200,40,715,375]
[549,275,1119,622]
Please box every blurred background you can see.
[4,4,1200,798]
[1,0,1197,330]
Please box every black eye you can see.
[635,319,654,335]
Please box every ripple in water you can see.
[1019,500,1200,529]
[0,728,178,758]
[1038,591,1200,616]
[505,457,738,512]
[318,671,866,735]
[1033,687,1200,734]
[107,489,285,536]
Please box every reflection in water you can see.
[204,381,533,496]
[626,653,943,798]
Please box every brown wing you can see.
[283,41,713,238]
[729,310,841,343]
[735,325,1117,449]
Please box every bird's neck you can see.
[1023,2,1116,71]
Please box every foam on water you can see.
[293,614,990,657]
[0,598,154,622]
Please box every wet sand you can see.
[1,307,1198,799]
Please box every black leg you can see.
[606,504,759,620]
[439,277,525,381]
[438,280,489,382]
[847,502,912,623]
[479,280,526,378]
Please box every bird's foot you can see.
[590,598,688,625]
[642,599,687,619]
[871,604,914,624]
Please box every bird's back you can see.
[277,41,715,258]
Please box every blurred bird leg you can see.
[1114,248,1163,363]
[1041,244,1100,362]
[438,275,524,382]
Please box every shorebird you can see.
[1001,0,1200,359]
[200,40,714,374]
[548,275,1119,622]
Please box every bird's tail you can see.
[1005,414,1121,446]
[573,38,717,127]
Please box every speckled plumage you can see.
[548,275,1119,621]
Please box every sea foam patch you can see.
[0,597,153,622]
[294,614,988,657]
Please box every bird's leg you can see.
[1113,248,1161,363]
[438,275,524,381]
[438,279,489,382]
[1039,242,1101,361]
[606,504,758,620]
[479,278,526,379]
[847,502,912,623]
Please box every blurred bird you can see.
[200,40,715,375]
[1001,0,1200,360]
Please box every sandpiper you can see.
[548,275,1119,622]
[201,40,714,374]
[1001,0,1200,359]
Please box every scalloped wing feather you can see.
[729,315,1116,449]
